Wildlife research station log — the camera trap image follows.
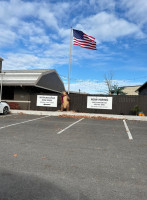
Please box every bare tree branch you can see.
[104,71,113,95]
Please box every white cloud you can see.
[38,7,59,30]
[44,40,70,57]
[51,2,70,21]
[2,54,55,70]
[18,22,44,36]
[64,79,143,94]
[0,25,17,46]
[65,80,107,94]
[58,28,71,39]
[1,0,145,50]
[0,0,37,27]
[29,36,50,45]
[0,0,71,49]
[89,0,115,11]
[76,12,145,42]
[120,0,147,26]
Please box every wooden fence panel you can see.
[29,93,147,115]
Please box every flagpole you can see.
[68,26,72,94]
[0,73,4,102]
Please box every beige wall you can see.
[122,86,140,95]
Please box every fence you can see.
[28,93,147,115]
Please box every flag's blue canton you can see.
[73,29,83,40]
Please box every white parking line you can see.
[123,120,133,140]
[0,116,49,130]
[57,118,84,134]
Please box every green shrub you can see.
[131,105,141,115]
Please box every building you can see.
[0,57,3,72]
[136,81,147,95]
[0,69,65,109]
[121,85,141,95]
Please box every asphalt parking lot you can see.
[0,114,147,200]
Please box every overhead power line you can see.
[59,74,147,82]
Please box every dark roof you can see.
[1,69,65,93]
[136,81,147,92]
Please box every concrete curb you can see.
[10,109,147,121]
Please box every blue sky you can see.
[0,0,147,94]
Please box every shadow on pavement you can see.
[0,169,89,200]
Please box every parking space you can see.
[127,120,147,139]
[0,114,146,200]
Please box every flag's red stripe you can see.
[73,39,96,47]
[73,42,96,49]
[73,41,96,47]
[84,33,95,40]
[73,41,96,49]
[73,43,96,48]
[83,35,96,43]
[73,38,96,45]
[73,36,96,43]
[83,34,95,41]
[83,37,96,44]
[74,43,96,50]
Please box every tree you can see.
[110,85,126,95]
[104,71,113,95]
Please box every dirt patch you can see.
[17,112,25,115]
[58,114,125,120]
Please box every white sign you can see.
[87,96,112,110]
[37,95,58,107]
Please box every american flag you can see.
[73,29,96,50]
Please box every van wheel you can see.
[3,106,9,115]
